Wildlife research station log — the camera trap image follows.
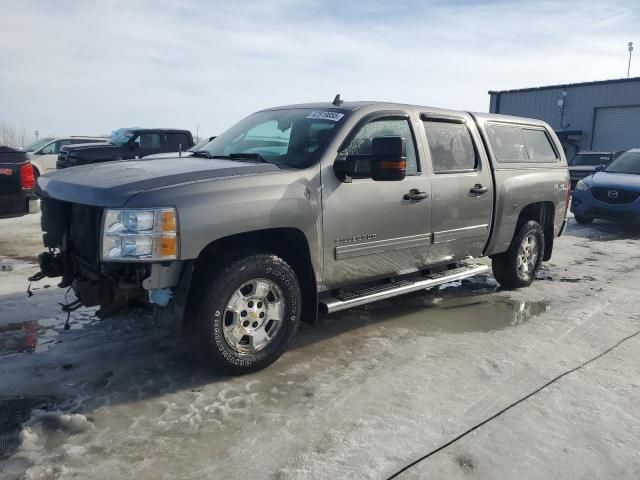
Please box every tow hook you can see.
[36,251,64,278]
[27,251,65,297]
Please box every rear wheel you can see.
[187,252,301,374]
[492,220,544,289]
[574,215,593,225]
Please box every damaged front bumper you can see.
[32,197,193,322]
[34,249,192,320]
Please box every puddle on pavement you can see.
[416,295,549,333]
[342,293,550,335]
[0,316,91,355]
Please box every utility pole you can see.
[33,129,39,141]
[628,42,634,78]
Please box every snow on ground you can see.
[1,212,640,479]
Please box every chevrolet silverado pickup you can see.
[32,99,569,373]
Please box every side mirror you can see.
[595,164,606,172]
[371,136,406,181]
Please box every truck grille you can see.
[41,198,101,263]
[69,204,102,264]
[56,152,69,169]
[591,188,640,205]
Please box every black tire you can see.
[186,252,301,374]
[574,215,593,225]
[492,220,545,289]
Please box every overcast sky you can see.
[1,0,638,138]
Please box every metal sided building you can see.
[489,77,640,159]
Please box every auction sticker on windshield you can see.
[306,111,345,122]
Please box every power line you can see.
[385,329,640,479]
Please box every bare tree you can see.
[0,122,33,148]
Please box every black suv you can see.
[57,128,194,169]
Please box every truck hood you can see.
[36,156,280,207]
[585,172,640,192]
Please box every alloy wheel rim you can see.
[222,278,285,354]
[516,234,539,280]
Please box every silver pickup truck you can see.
[33,99,569,373]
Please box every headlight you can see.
[575,180,588,191]
[102,208,178,261]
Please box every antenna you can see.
[332,94,343,106]
[628,41,634,78]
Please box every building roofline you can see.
[488,76,640,95]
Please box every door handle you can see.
[470,184,489,195]
[403,189,429,201]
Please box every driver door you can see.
[322,112,432,290]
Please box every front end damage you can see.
[32,198,190,323]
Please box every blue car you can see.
[571,149,640,224]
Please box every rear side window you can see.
[486,125,528,162]
[521,129,557,162]
[423,121,477,173]
[487,124,557,163]
[166,133,191,151]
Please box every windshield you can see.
[25,137,54,152]
[200,108,347,168]
[110,131,135,146]
[604,151,640,175]
[570,153,611,166]
[189,139,212,152]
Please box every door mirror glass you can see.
[371,136,406,181]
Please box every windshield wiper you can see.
[229,153,268,163]
[190,150,212,158]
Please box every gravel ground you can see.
[1,212,640,479]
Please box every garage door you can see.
[592,105,640,151]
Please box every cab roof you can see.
[261,101,551,128]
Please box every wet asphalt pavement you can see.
[1,213,640,479]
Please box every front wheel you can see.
[492,220,545,289]
[187,252,301,374]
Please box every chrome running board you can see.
[320,264,490,314]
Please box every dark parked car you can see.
[568,150,624,189]
[571,149,640,224]
[56,128,194,169]
[0,146,38,219]
[143,136,217,160]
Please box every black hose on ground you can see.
[385,329,640,479]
